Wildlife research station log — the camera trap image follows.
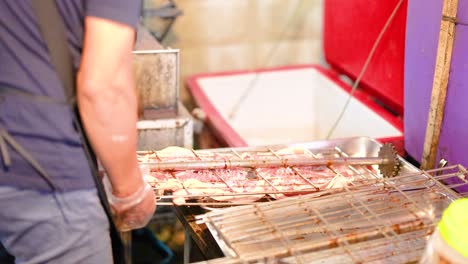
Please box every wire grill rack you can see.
[193,165,468,263]
[139,145,404,206]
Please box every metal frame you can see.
[140,145,401,206]
[193,165,468,263]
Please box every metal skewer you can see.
[141,144,401,177]
[144,157,386,170]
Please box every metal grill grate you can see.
[138,145,398,206]
[193,165,468,263]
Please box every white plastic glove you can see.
[102,174,156,232]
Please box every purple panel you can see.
[439,25,468,193]
[405,1,468,194]
[457,0,468,24]
[404,0,443,161]
[438,24,468,168]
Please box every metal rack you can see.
[193,165,468,263]
[139,143,403,206]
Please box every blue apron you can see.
[0,87,65,191]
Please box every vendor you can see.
[0,1,156,263]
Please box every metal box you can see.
[133,28,192,150]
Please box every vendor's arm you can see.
[77,16,142,198]
[77,14,155,231]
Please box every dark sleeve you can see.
[85,0,142,28]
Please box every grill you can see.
[193,165,468,263]
[138,139,409,206]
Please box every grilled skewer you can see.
[141,144,401,177]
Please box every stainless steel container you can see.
[133,41,193,150]
[137,102,193,150]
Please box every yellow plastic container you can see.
[420,198,468,264]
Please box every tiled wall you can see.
[143,0,323,107]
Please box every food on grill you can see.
[139,146,363,205]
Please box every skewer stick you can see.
[141,157,390,171]
[421,0,458,169]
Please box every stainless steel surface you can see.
[139,137,417,205]
[194,165,468,264]
[137,102,193,150]
[133,49,179,116]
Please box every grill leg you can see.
[183,230,190,264]
[120,232,132,264]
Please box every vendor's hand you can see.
[113,182,156,232]
[103,175,156,232]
